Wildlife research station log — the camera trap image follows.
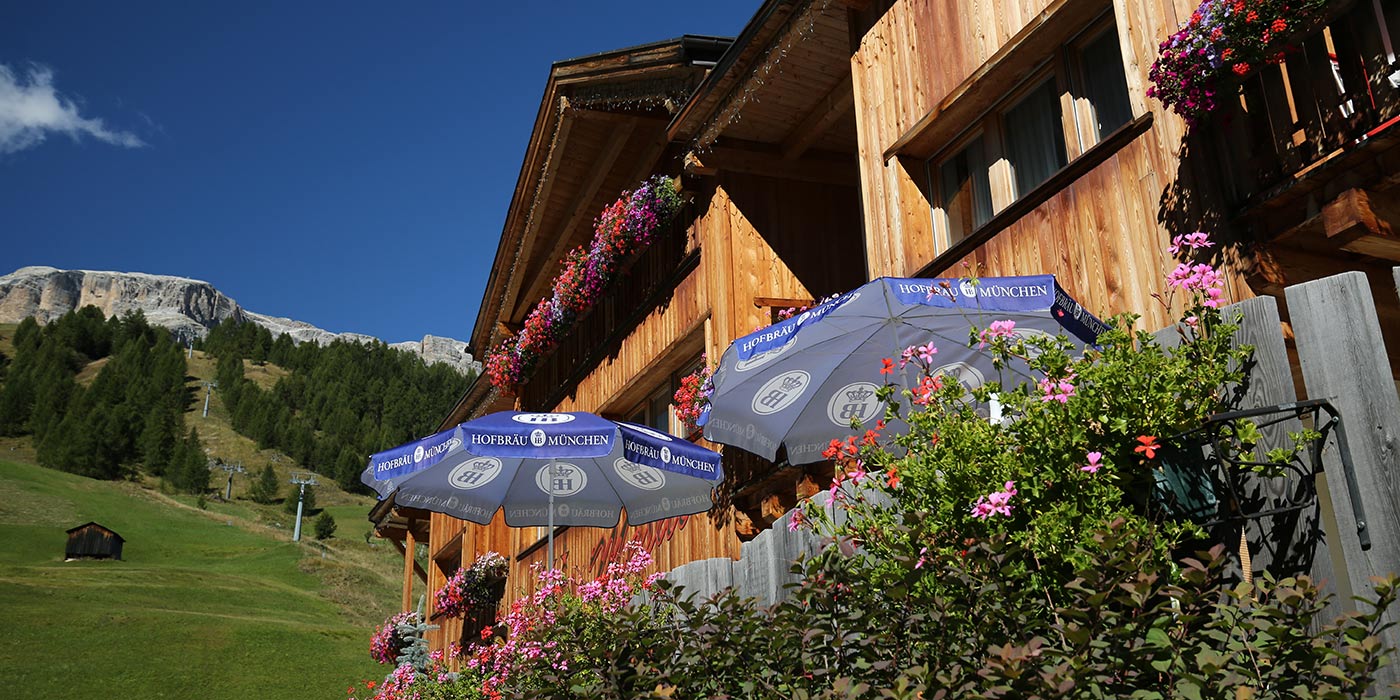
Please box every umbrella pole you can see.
[547,458,555,570]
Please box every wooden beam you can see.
[400,525,417,612]
[781,75,854,160]
[689,145,858,187]
[1287,272,1400,687]
[501,97,576,323]
[391,537,429,585]
[513,119,639,317]
[1325,189,1400,261]
[1272,188,1400,262]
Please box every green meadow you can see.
[0,457,398,699]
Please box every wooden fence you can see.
[664,267,1400,681]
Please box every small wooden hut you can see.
[65,522,124,561]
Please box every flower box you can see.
[1148,0,1337,124]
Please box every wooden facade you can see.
[373,0,1400,655]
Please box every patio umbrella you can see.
[702,274,1108,464]
[362,411,723,567]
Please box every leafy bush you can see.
[557,520,1398,700]
[313,511,337,540]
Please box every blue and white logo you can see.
[736,339,795,373]
[934,361,985,390]
[614,458,666,491]
[536,463,586,496]
[449,457,502,491]
[827,382,881,426]
[530,429,547,447]
[512,413,575,425]
[752,370,810,415]
[413,445,426,463]
[660,446,672,464]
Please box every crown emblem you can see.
[845,386,875,402]
[780,375,804,392]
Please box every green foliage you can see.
[287,482,317,514]
[168,427,210,495]
[201,318,473,490]
[540,520,1396,700]
[314,511,337,540]
[249,464,279,504]
[821,302,1253,604]
[0,307,189,479]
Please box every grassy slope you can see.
[0,458,399,699]
[0,327,409,698]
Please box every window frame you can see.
[924,11,1133,255]
[1064,15,1135,154]
[929,128,994,251]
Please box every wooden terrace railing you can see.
[1212,0,1400,208]
[519,213,698,411]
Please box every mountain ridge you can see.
[0,265,477,374]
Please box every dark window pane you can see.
[1080,29,1133,139]
[1003,80,1067,196]
[936,135,992,244]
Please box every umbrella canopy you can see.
[703,275,1107,464]
[363,411,722,530]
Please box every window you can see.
[1070,25,1133,147]
[629,386,674,435]
[625,354,707,439]
[935,134,993,247]
[926,13,1134,252]
[1002,78,1068,198]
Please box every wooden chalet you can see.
[373,0,1400,655]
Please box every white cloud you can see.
[0,63,145,154]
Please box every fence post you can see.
[1286,271,1400,685]
[1224,298,1344,603]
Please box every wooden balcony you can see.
[1210,0,1400,264]
[518,214,699,411]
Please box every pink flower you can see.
[971,481,1017,519]
[1038,376,1076,403]
[787,509,805,532]
[1080,451,1104,474]
[977,319,1017,348]
[1168,231,1215,255]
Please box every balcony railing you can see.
[1211,0,1400,208]
[519,213,698,411]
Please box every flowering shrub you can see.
[369,612,420,665]
[485,175,684,388]
[811,230,1249,597]
[348,648,484,700]
[454,541,664,698]
[435,551,507,618]
[1148,0,1332,123]
[672,359,713,430]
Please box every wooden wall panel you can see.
[850,0,1262,326]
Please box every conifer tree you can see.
[313,511,337,540]
[170,427,210,495]
[285,482,316,514]
[250,464,279,504]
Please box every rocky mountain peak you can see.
[0,266,478,375]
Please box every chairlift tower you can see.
[289,473,318,542]
[210,461,246,501]
[202,380,218,418]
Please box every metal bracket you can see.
[1171,398,1369,551]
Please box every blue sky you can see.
[0,2,756,347]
